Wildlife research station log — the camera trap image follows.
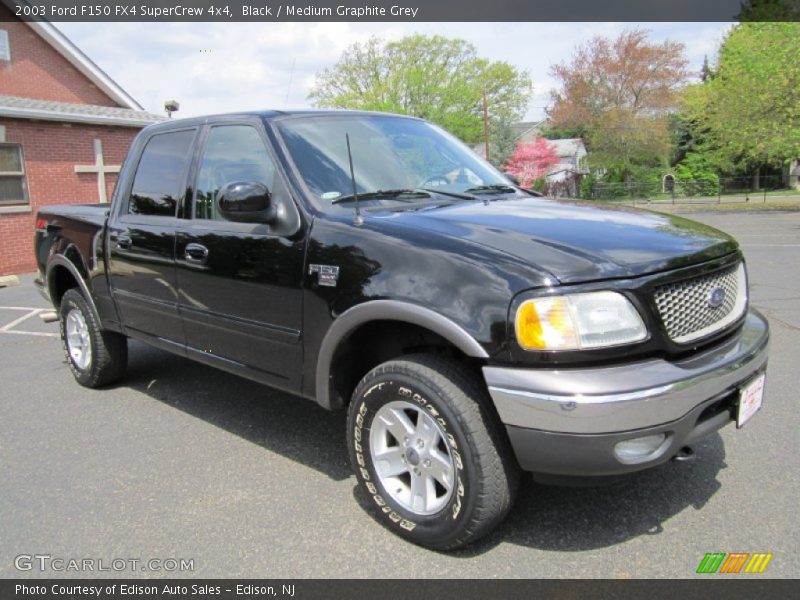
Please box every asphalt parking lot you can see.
[1,211,797,579]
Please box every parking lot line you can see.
[0,306,59,338]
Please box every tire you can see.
[347,353,520,550]
[59,288,127,388]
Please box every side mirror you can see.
[217,181,276,223]
[503,172,520,186]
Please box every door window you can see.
[194,125,276,220]
[129,130,195,216]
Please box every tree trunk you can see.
[752,168,760,191]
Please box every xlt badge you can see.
[309,264,340,287]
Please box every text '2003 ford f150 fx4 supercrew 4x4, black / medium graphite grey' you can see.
[34,110,769,549]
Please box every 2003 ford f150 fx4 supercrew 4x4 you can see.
[34,110,769,549]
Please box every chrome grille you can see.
[654,263,746,343]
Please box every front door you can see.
[107,128,197,346]
[174,123,305,392]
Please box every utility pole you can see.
[483,87,490,161]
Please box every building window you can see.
[0,30,9,61]
[0,144,29,205]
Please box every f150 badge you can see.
[309,264,340,287]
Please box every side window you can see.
[194,125,276,220]
[129,130,195,217]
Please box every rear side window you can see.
[129,130,195,216]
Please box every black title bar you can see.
[3,0,800,22]
[2,579,798,600]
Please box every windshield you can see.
[275,114,516,210]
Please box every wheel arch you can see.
[315,300,489,410]
[46,255,100,324]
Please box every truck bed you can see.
[38,203,109,228]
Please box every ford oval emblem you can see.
[708,287,726,308]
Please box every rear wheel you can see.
[347,353,519,550]
[59,289,127,387]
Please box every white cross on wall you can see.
[74,139,121,203]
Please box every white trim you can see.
[0,105,157,127]
[0,205,32,214]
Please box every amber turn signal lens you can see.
[515,297,578,350]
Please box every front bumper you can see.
[483,309,769,476]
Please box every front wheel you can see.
[347,354,519,550]
[59,288,127,388]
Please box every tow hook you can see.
[672,446,695,462]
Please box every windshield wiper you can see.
[463,184,519,196]
[331,188,431,205]
[419,188,478,201]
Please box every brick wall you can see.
[0,118,140,275]
[0,4,119,106]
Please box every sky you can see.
[57,21,733,121]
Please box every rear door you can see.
[107,128,197,346]
[174,121,305,393]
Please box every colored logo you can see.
[696,552,773,574]
[707,287,726,308]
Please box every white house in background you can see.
[472,123,589,189]
[544,138,589,186]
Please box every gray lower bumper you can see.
[483,309,769,475]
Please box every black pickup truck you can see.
[34,110,769,549]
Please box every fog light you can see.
[614,433,667,462]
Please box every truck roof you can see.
[144,109,419,131]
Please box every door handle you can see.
[116,235,132,250]
[184,243,209,264]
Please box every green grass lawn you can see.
[628,199,800,214]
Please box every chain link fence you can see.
[587,175,789,204]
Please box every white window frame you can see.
[0,30,10,62]
[0,143,29,206]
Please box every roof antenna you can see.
[346,133,364,226]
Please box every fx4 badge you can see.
[309,264,340,287]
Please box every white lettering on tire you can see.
[353,380,467,531]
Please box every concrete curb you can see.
[0,275,20,288]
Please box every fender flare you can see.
[46,255,101,324]
[315,300,489,409]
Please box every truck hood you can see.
[379,197,738,284]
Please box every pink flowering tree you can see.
[504,137,559,189]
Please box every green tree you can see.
[737,0,800,21]
[488,115,517,167]
[683,22,800,172]
[309,35,531,145]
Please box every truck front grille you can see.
[654,262,747,344]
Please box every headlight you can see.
[515,291,647,350]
